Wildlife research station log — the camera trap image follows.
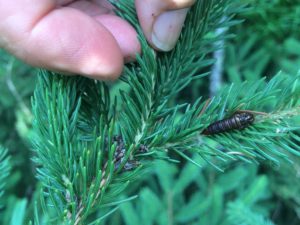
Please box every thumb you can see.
[135,0,195,51]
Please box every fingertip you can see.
[26,8,124,80]
[95,14,141,61]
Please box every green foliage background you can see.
[0,0,300,224]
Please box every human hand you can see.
[0,0,195,80]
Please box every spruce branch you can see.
[31,0,300,223]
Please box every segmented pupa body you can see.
[202,112,255,135]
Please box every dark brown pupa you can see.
[202,112,255,135]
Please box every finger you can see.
[68,1,141,61]
[94,14,141,62]
[30,8,124,80]
[135,0,194,51]
[0,1,124,80]
[68,0,141,62]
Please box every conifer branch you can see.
[31,0,300,223]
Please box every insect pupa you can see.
[202,112,255,135]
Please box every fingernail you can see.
[151,8,188,51]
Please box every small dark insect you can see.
[202,112,255,135]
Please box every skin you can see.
[0,0,195,80]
